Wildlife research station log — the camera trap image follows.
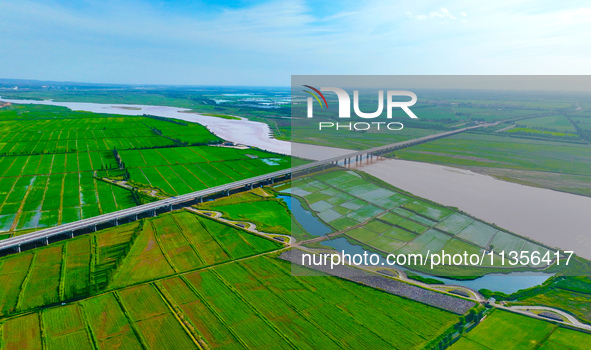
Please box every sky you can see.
[0,0,590,86]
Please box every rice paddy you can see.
[290,169,553,274]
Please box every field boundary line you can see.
[179,163,208,188]
[38,311,48,349]
[58,241,68,300]
[89,235,98,292]
[77,302,100,350]
[265,255,416,344]
[0,156,18,178]
[230,160,258,177]
[179,274,249,350]
[192,163,217,183]
[153,282,206,350]
[150,220,180,274]
[170,215,206,266]
[209,162,237,182]
[38,175,50,222]
[192,215,235,260]
[153,167,179,196]
[239,257,348,349]
[185,147,210,163]
[15,251,36,311]
[210,268,298,349]
[112,291,149,350]
[58,174,65,225]
[136,150,150,168]
[535,324,559,349]
[92,177,104,215]
[460,336,494,350]
[166,163,195,192]
[9,176,37,231]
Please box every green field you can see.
[288,169,553,275]
[0,104,219,155]
[504,275,591,325]
[0,253,461,349]
[0,104,290,236]
[0,198,472,349]
[450,310,590,350]
[506,127,579,138]
[122,146,290,196]
[515,115,577,133]
[197,191,292,234]
[0,210,281,318]
[0,166,136,234]
[397,133,591,175]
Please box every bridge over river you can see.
[0,123,487,254]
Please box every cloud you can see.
[406,7,459,21]
[0,0,590,85]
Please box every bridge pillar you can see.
[69,230,75,237]
[271,178,274,184]
[15,245,21,253]
[43,237,48,245]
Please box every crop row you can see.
[0,210,282,317]
[0,152,117,178]
[0,114,219,155]
[0,171,135,233]
[0,253,461,349]
[128,159,289,196]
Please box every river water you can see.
[3,97,590,260]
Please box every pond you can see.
[277,195,332,236]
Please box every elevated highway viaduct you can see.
[0,123,487,254]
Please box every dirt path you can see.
[99,177,167,200]
[185,207,295,245]
[495,124,516,132]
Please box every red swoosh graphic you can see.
[303,85,328,108]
